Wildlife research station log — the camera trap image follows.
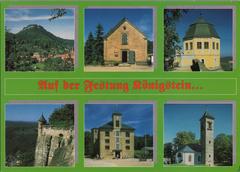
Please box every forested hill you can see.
[6,24,74,56]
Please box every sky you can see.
[5,8,75,39]
[6,104,65,122]
[174,9,233,57]
[85,104,154,136]
[84,8,154,42]
[164,104,233,143]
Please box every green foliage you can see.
[164,142,174,161]
[49,104,74,128]
[221,56,233,71]
[214,134,232,165]
[84,24,104,65]
[134,135,153,150]
[6,121,38,166]
[85,32,95,65]
[147,40,153,54]
[84,131,92,156]
[164,9,187,70]
[5,25,74,71]
[43,57,73,71]
[173,131,197,148]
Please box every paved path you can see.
[84,158,154,167]
[85,65,153,72]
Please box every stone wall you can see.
[104,21,148,65]
[34,125,75,166]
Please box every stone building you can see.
[175,111,214,166]
[200,111,214,166]
[103,18,148,66]
[180,17,221,70]
[91,112,135,159]
[35,114,75,166]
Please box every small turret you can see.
[38,113,47,135]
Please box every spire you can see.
[38,113,47,123]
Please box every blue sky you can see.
[5,8,75,39]
[85,104,153,136]
[164,104,233,143]
[84,8,154,41]
[174,9,233,57]
[6,104,64,122]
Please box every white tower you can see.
[200,111,214,166]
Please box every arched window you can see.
[188,155,192,162]
[122,33,128,45]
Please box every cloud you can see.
[5,14,73,22]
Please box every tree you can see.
[84,32,95,65]
[94,24,104,65]
[84,131,92,156]
[173,131,197,149]
[49,104,74,128]
[49,9,67,21]
[214,134,232,165]
[164,9,188,70]
[164,142,175,163]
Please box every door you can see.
[122,51,128,63]
[128,51,135,64]
[115,151,121,158]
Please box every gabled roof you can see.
[200,111,215,121]
[99,121,135,130]
[104,17,147,39]
[177,145,195,153]
[183,17,220,41]
[177,144,201,153]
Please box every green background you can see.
[0,0,239,172]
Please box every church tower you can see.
[200,111,214,166]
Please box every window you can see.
[116,137,120,143]
[105,139,110,144]
[126,139,130,144]
[122,33,128,45]
[209,154,211,158]
[201,59,204,64]
[116,120,120,127]
[216,43,219,50]
[204,42,209,49]
[185,43,188,50]
[116,131,120,137]
[207,121,212,130]
[209,140,211,144]
[126,146,130,150]
[126,132,130,137]
[190,42,193,50]
[188,155,192,162]
[116,144,120,150]
[105,131,110,137]
[105,145,110,150]
[197,42,202,49]
[212,42,215,49]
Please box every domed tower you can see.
[38,114,47,135]
[182,16,220,70]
